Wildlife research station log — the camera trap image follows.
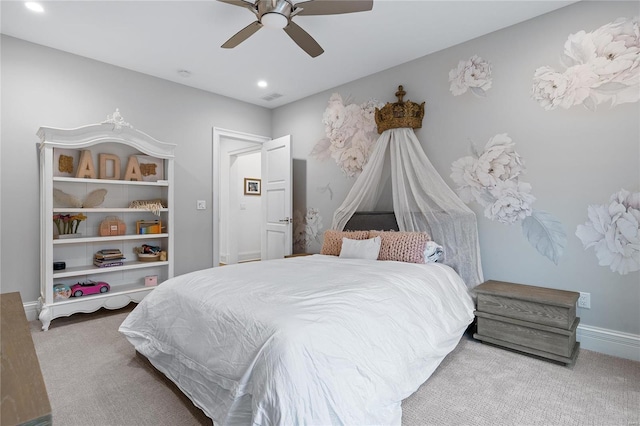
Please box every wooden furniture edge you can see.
[475,311,580,335]
[473,333,580,365]
[1,292,52,426]
[475,280,579,308]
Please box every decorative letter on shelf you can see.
[124,156,142,181]
[75,150,97,179]
[99,153,121,180]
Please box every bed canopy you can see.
[332,86,484,288]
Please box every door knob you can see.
[278,217,292,223]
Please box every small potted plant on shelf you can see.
[53,213,87,239]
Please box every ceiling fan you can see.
[218,0,374,58]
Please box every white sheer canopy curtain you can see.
[332,128,484,288]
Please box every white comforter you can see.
[119,255,474,426]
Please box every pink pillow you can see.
[368,230,431,263]
[320,230,370,256]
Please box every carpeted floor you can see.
[30,306,640,426]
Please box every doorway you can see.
[213,128,292,267]
[213,128,270,267]
[221,147,262,264]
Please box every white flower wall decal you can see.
[532,16,639,110]
[576,189,640,275]
[448,55,493,97]
[451,134,566,264]
[310,93,383,177]
[293,208,323,252]
[451,134,532,224]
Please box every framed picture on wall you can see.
[244,178,261,196]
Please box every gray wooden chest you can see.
[473,280,580,365]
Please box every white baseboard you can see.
[577,324,640,362]
[220,252,260,264]
[238,251,260,263]
[24,301,39,322]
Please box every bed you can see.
[119,230,474,425]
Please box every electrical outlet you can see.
[578,292,591,309]
[196,200,206,210]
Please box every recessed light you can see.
[177,70,191,78]
[257,80,268,88]
[25,2,44,13]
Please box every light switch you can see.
[240,203,247,210]
[196,200,206,210]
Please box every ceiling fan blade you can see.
[217,0,256,11]
[283,20,324,57]
[295,0,373,16]
[221,21,263,48]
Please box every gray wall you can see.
[0,35,272,302]
[272,1,640,336]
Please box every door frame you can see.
[213,128,270,267]
[225,145,262,264]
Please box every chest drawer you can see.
[477,312,578,358]
[476,280,577,329]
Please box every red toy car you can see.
[70,280,110,297]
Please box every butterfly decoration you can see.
[53,188,107,208]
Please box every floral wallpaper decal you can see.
[531,16,639,111]
[293,208,323,252]
[317,183,334,200]
[576,189,640,275]
[451,133,566,264]
[448,55,493,97]
[310,93,383,177]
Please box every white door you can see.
[261,135,292,260]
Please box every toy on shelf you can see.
[70,281,110,297]
[53,284,72,300]
[136,220,162,234]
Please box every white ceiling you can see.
[1,1,576,109]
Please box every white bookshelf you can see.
[38,112,175,330]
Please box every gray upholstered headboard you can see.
[344,211,399,232]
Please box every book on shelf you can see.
[95,254,124,260]
[93,255,125,261]
[95,249,124,260]
[96,249,122,255]
[93,260,124,268]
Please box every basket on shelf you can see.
[135,244,162,262]
[137,253,161,262]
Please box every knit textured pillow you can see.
[369,230,431,263]
[320,230,370,256]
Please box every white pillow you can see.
[339,236,381,260]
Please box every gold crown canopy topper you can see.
[374,85,425,134]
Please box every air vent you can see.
[261,93,283,101]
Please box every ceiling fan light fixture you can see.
[261,12,288,29]
[218,0,372,57]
